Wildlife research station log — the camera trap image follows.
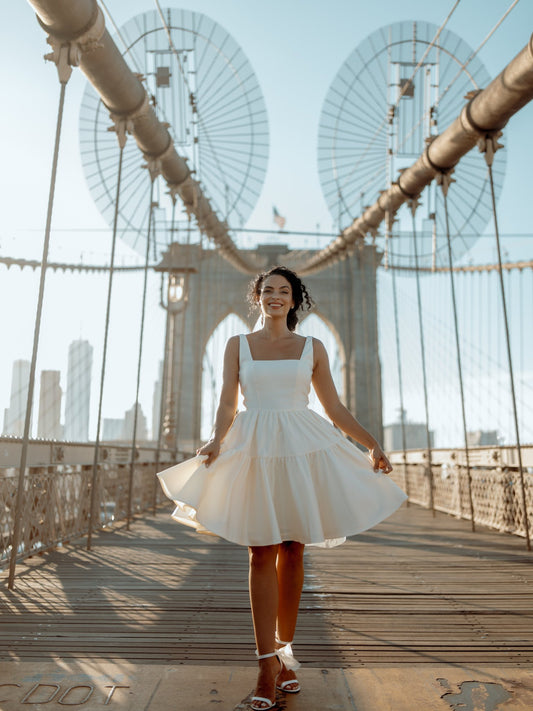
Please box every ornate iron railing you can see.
[0,439,183,568]
[3,440,531,575]
[389,445,533,539]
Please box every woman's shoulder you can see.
[224,335,241,352]
[309,336,328,359]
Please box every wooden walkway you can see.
[1,503,532,668]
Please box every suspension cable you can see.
[482,134,530,550]
[8,79,69,591]
[439,173,476,528]
[397,0,522,154]
[126,177,156,530]
[388,236,412,507]
[439,0,521,106]
[409,200,438,519]
[153,0,234,204]
[99,0,143,74]
[339,1,462,218]
[394,1,462,108]
[152,195,178,514]
[343,256,354,412]
[87,140,126,551]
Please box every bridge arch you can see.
[201,312,247,440]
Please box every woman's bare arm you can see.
[197,335,240,465]
[311,338,392,473]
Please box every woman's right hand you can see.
[196,438,220,467]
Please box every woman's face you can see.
[258,274,294,322]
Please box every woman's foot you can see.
[251,654,280,710]
[275,641,301,693]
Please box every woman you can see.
[158,265,407,710]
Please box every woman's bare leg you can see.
[276,541,304,687]
[249,544,280,707]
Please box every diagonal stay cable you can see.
[396,0,521,154]
[332,0,462,214]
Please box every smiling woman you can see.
[157,264,406,710]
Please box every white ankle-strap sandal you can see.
[275,637,301,694]
[251,651,279,710]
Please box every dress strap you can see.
[303,335,313,363]
[239,334,252,364]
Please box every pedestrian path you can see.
[1,504,532,709]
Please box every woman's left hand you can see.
[370,445,393,474]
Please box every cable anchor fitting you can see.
[407,196,422,217]
[107,115,133,150]
[435,168,455,198]
[43,4,105,84]
[477,131,504,168]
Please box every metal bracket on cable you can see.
[166,183,180,205]
[383,209,396,271]
[143,132,175,181]
[435,168,455,197]
[42,4,105,84]
[407,195,422,217]
[477,131,504,168]
[107,115,132,150]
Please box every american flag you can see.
[273,206,286,230]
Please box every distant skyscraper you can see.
[467,430,500,446]
[122,403,148,442]
[64,339,93,442]
[37,370,63,439]
[383,422,434,451]
[152,360,164,441]
[103,418,124,441]
[2,359,31,436]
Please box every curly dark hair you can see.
[247,265,314,331]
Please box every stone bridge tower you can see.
[157,243,383,452]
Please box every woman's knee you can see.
[279,541,305,563]
[249,544,278,570]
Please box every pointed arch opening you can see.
[201,313,247,440]
[298,312,345,418]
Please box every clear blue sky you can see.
[0,1,532,442]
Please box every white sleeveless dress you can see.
[157,334,407,547]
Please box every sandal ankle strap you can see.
[274,640,300,671]
[276,637,292,645]
[255,650,278,660]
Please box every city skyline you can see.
[0,1,531,449]
[1,339,153,442]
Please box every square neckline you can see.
[243,334,310,362]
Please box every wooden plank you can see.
[1,504,532,666]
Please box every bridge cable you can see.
[126,175,156,530]
[396,0,522,155]
[87,138,126,551]
[173,213,194,455]
[152,195,179,515]
[8,69,70,590]
[358,245,374,433]
[99,0,143,75]
[194,231,208,449]
[393,1,462,109]
[388,219,414,508]
[409,200,440,521]
[438,172,476,528]
[343,256,354,414]
[481,133,530,550]
[341,0,462,207]
[153,0,239,225]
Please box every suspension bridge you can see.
[1,1,533,709]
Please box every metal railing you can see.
[0,439,183,569]
[389,445,533,540]
[3,440,531,578]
